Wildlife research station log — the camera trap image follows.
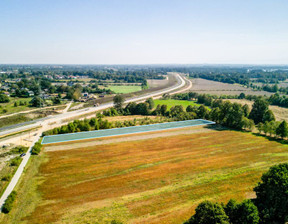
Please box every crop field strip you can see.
[11,129,288,224]
[41,119,215,144]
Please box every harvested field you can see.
[147,76,169,88]
[190,78,273,96]
[225,99,288,122]
[8,127,288,224]
[253,81,288,88]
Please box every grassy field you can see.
[3,127,288,224]
[108,85,142,94]
[154,99,201,109]
[0,97,32,115]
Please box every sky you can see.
[0,0,288,64]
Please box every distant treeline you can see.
[172,91,288,108]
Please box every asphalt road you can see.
[0,73,189,208]
[0,74,186,137]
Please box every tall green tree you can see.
[197,105,208,118]
[0,94,10,103]
[224,199,259,224]
[170,105,184,117]
[145,98,154,109]
[135,103,149,115]
[254,163,288,224]
[30,96,45,107]
[243,104,250,117]
[249,98,269,124]
[263,109,275,122]
[276,120,288,139]
[160,104,167,116]
[185,201,229,224]
[113,94,125,110]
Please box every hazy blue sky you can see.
[1,0,288,64]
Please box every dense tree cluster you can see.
[42,115,171,136]
[248,98,274,124]
[31,142,42,155]
[29,96,45,107]
[185,163,288,224]
[268,93,288,108]
[0,93,10,103]
[185,200,259,224]
[172,92,278,127]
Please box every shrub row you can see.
[2,191,17,214]
[31,142,42,155]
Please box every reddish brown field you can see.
[18,129,288,223]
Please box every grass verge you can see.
[0,153,47,223]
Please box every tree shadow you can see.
[252,133,288,145]
[204,124,229,131]
[204,124,288,146]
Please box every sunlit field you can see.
[153,99,201,110]
[5,128,288,224]
[108,85,142,94]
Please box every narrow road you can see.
[62,100,73,113]
[0,128,42,207]
[0,73,186,208]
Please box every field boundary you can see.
[42,119,215,144]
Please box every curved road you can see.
[0,73,189,208]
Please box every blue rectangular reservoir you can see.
[42,119,215,144]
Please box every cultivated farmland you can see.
[190,78,273,96]
[3,126,288,224]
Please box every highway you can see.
[0,73,189,208]
[0,73,186,137]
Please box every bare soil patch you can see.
[147,76,169,88]
[190,78,273,96]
